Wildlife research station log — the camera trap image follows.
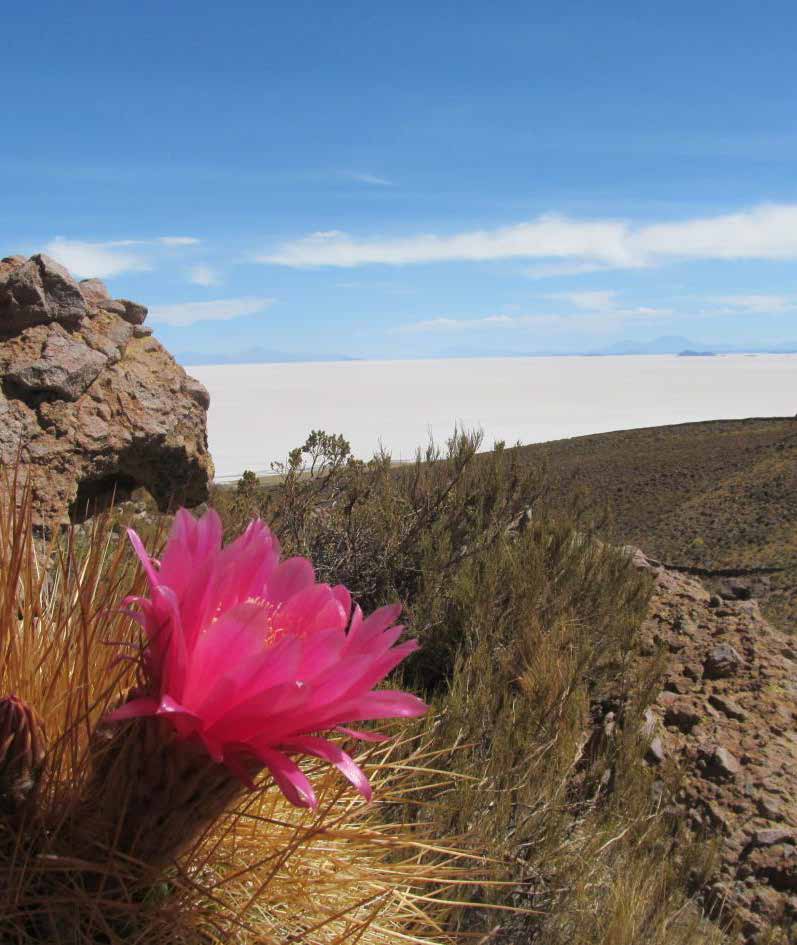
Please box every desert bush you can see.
[212,430,544,686]
[414,524,722,945]
[212,431,727,945]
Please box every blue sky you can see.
[4,0,797,360]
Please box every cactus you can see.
[78,709,245,867]
[0,695,45,816]
[0,494,461,945]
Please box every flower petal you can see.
[191,632,304,728]
[277,584,349,638]
[266,557,315,603]
[182,602,269,702]
[150,585,189,698]
[347,603,402,648]
[126,529,160,588]
[340,689,428,721]
[158,509,223,598]
[157,695,199,720]
[253,745,317,809]
[107,696,160,722]
[332,584,352,620]
[280,735,372,802]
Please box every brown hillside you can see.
[516,417,797,632]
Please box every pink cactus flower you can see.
[110,509,427,808]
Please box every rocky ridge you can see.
[628,549,797,942]
[0,254,213,524]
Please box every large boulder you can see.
[0,254,87,332]
[0,254,213,524]
[6,327,109,402]
[78,277,111,305]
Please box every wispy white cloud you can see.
[258,216,632,268]
[43,235,202,279]
[44,238,151,278]
[398,316,529,333]
[258,203,797,270]
[396,292,671,335]
[187,264,221,287]
[148,296,274,327]
[524,261,616,279]
[158,236,202,246]
[634,205,797,260]
[550,290,670,319]
[549,290,618,310]
[396,314,579,334]
[342,172,394,187]
[710,294,795,314]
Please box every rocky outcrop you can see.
[0,254,87,331]
[0,254,213,524]
[628,549,797,942]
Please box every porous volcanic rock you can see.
[0,254,213,524]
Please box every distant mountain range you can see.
[176,337,797,366]
[178,347,358,366]
[590,336,797,356]
[593,335,700,355]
